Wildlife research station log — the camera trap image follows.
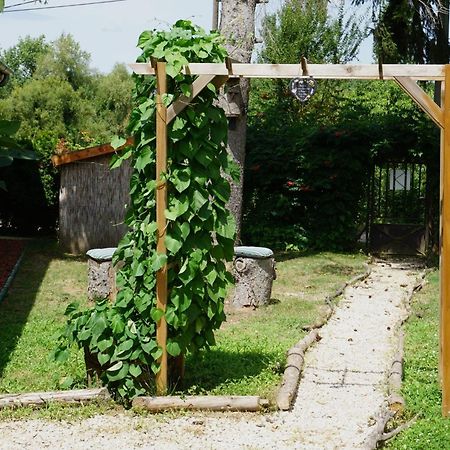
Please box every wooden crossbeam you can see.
[129,63,445,81]
[394,77,444,129]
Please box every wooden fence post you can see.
[155,61,168,395]
[441,64,450,416]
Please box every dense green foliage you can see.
[0,35,133,232]
[55,21,238,402]
[242,0,439,251]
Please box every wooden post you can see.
[155,61,168,395]
[441,64,450,416]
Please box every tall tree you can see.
[353,0,449,64]
[219,0,258,241]
[34,34,93,91]
[0,35,50,85]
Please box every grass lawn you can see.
[386,270,450,450]
[0,239,366,417]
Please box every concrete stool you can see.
[231,246,276,308]
[86,247,117,302]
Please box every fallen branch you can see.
[276,329,320,411]
[0,388,110,409]
[379,413,420,443]
[132,395,269,412]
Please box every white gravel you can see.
[0,260,420,450]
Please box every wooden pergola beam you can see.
[129,63,445,81]
[134,60,450,416]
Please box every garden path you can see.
[0,259,422,449]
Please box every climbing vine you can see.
[54,21,238,401]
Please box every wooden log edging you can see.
[302,262,372,331]
[277,262,373,411]
[132,395,269,412]
[0,388,110,409]
[276,329,320,411]
[365,269,428,448]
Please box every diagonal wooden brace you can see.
[394,76,444,129]
[166,74,229,123]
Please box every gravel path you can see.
[0,260,421,450]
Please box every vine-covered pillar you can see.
[441,64,450,416]
[155,61,168,395]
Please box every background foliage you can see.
[0,34,133,233]
[242,1,439,251]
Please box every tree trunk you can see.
[219,0,257,241]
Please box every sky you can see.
[0,0,373,74]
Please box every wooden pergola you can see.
[130,61,450,416]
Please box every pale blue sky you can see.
[0,0,372,73]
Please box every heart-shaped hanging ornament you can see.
[288,77,317,103]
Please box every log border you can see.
[364,267,429,448]
[277,261,373,410]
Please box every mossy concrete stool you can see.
[231,246,276,308]
[86,247,117,302]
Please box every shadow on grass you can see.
[180,348,279,393]
[0,238,78,380]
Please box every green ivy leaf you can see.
[107,361,123,372]
[111,136,127,150]
[151,253,168,271]
[106,362,129,382]
[150,308,165,322]
[166,340,181,357]
[97,337,113,352]
[129,364,143,378]
[97,352,111,366]
[180,83,192,97]
[165,233,183,254]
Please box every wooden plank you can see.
[0,388,109,409]
[394,77,444,128]
[155,62,168,396]
[129,63,445,81]
[167,74,229,124]
[51,137,134,167]
[133,395,268,412]
[441,64,450,416]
